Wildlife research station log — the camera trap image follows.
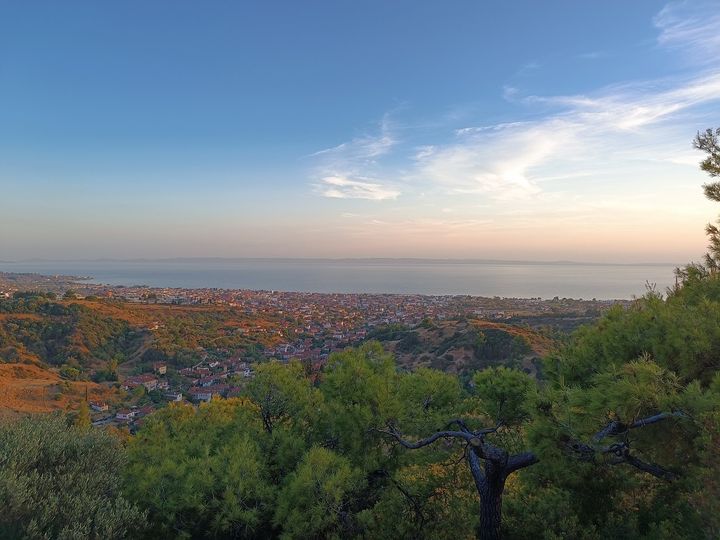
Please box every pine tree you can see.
[695,128,720,271]
[75,398,91,430]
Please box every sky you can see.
[1,0,720,263]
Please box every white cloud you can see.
[310,116,400,200]
[415,125,555,200]
[310,132,394,160]
[312,2,720,207]
[654,0,720,59]
[316,176,399,201]
[455,121,529,136]
[414,70,720,201]
[310,114,396,161]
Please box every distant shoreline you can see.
[1,257,683,267]
[0,259,679,301]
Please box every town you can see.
[1,271,628,429]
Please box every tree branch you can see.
[623,454,677,481]
[628,411,688,429]
[592,420,624,443]
[444,419,503,437]
[467,446,486,492]
[570,411,688,481]
[377,426,474,449]
[506,451,539,474]
[593,410,687,443]
[602,442,677,480]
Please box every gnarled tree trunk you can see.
[380,423,538,539]
[478,475,504,540]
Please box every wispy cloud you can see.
[316,175,399,201]
[414,68,720,201]
[654,0,720,59]
[309,130,394,160]
[414,123,554,200]
[311,1,720,208]
[310,115,400,200]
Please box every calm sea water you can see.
[0,259,679,300]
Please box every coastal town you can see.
[1,271,629,429]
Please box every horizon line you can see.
[0,256,685,267]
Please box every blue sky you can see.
[1,1,719,262]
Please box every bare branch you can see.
[602,442,677,480]
[628,411,688,429]
[592,420,624,442]
[377,427,474,449]
[506,451,539,473]
[593,411,688,443]
[444,419,503,437]
[467,447,486,491]
[380,472,426,528]
[570,411,690,481]
[565,440,596,462]
[383,419,540,538]
[623,454,677,481]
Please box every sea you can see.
[0,259,681,300]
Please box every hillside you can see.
[64,299,288,362]
[0,361,120,418]
[372,318,554,378]
[0,294,290,415]
[0,294,285,364]
[0,292,563,417]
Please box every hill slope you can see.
[372,318,553,377]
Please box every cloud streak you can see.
[415,68,720,199]
[310,116,400,200]
[311,1,720,213]
[316,176,400,201]
[654,0,720,60]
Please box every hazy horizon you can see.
[0,258,680,299]
[0,256,684,267]
[2,1,720,263]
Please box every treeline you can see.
[370,322,533,375]
[0,292,135,372]
[149,310,268,365]
[0,293,270,371]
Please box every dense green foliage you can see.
[124,400,275,538]
[371,322,534,378]
[0,414,146,539]
[116,319,718,539]
[0,293,135,368]
[3,282,719,539]
[436,328,530,363]
[152,309,273,360]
